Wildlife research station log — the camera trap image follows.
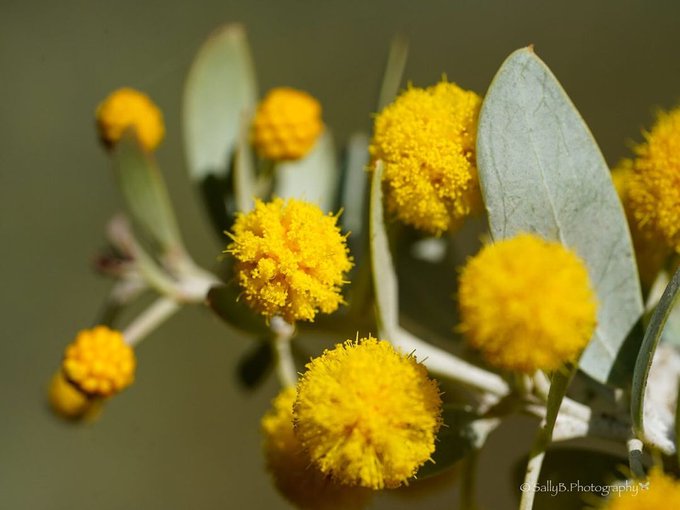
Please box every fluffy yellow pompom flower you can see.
[293,337,442,490]
[601,469,680,510]
[226,198,352,323]
[458,233,597,373]
[627,107,680,252]
[251,87,323,161]
[62,326,136,397]
[262,388,372,510]
[96,87,165,151]
[369,80,482,235]
[612,162,670,288]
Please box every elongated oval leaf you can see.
[369,162,399,333]
[183,24,257,181]
[340,132,370,238]
[112,132,184,254]
[274,131,339,212]
[632,265,680,439]
[233,113,256,213]
[477,48,643,385]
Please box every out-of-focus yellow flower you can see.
[48,371,100,420]
[627,107,680,253]
[369,80,482,235]
[293,337,442,490]
[96,87,164,151]
[262,388,372,510]
[226,198,352,323]
[62,326,136,397]
[612,162,670,289]
[251,87,323,161]
[458,233,597,373]
[601,468,680,509]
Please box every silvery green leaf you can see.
[183,24,257,181]
[112,132,184,254]
[233,113,256,213]
[631,265,680,441]
[377,34,409,111]
[274,131,338,212]
[339,132,370,237]
[369,161,399,333]
[476,47,643,385]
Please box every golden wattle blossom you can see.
[293,337,442,489]
[370,80,482,235]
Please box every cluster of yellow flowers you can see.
[61,69,680,510]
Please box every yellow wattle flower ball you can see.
[293,337,442,490]
[601,469,680,509]
[458,233,597,373]
[62,326,136,397]
[627,107,680,253]
[612,162,670,288]
[369,80,482,235]
[251,87,323,161]
[226,198,353,323]
[262,387,372,510]
[96,87,165,151]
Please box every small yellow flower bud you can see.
[62,326,136,397]
[48,371,100,420]
[293,337,442,490]
[225,198,352,323]
[96,87,165,151]
[262,388,372,510]
[458,233,598,373]
[370,80,482,235]
[251,87,323,161]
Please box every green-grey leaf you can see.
[417,405,499,479]
[183,24,257,181]
[112,132,184,253]
[274,131,339,212]
[340,132,370,237]
[377,34,409,111]
[476,47,643,385]
[369,161,399,334]
[632,265,680,439]
[233,113,256,213]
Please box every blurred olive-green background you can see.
[2,1,679,509]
